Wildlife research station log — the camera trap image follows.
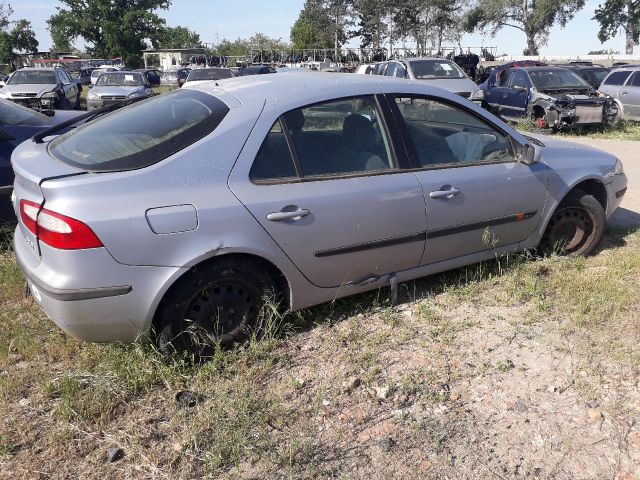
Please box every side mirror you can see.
[520,143,537,165]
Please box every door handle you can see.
[267,208,310,222]
[429,188,461,199]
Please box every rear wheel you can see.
[156,258,275,358]
[539,189,605,256]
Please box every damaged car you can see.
[483,65,621,130]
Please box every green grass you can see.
[1,226,640,477]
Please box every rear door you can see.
[229,94,427,288]
[387,94,549,264]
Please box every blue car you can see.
[481,63,621,130]
[0,99,83,223]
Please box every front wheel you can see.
[539,189,606,256]
[156,258,275,358]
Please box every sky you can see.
[10,0,632,57]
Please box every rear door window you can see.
[282,95,395,178]
[50,89,229,172]
[629,72,640,87]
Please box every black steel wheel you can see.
[539,189,605,256]
[156,258,275,358]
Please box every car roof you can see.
[609,65,640,71]
[520,66,572,72]
[16,67,59,72]
[403,57,454,62]
[187,71,459,108]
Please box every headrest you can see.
[283,109,305,132]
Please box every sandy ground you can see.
[564,137,640,229]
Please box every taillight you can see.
[19,199,103,250]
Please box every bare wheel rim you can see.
[543,206,596,255]
[182,278,259,344]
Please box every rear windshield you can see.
[96,72,144,86]
[409,60,465,79]
[187,69,234,81]
[0,98,50,126]
[49,89,229,172]
[8,70,57,85]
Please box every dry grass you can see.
[1,224,639,478]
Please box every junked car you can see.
[598,65,640,121]
[483,66,621,130]
[0,98,83,222]
[86,71,153,110]
[374,58,483,103]
[0,67,80,110]
[11,73,627,356]
[562,64,610,89]
[90,67,117,86]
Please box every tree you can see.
[48,0,171,67]
[155,26,202,49]
[464,0,586,55]
[290,0,335,49]
[0,3,38,67]
[594,0,640,54]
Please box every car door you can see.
[501,69,530,118]
[387,94,549,265]
[620,72,640,118]
[58,70,76,104]
[485,69,514,116]
[229,94,427,288]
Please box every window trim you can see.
[385,93,520,171]
[250,94,409,185]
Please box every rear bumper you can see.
[13,226,184,342]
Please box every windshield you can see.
[409,60,466,79]
[50,89,229,172]
[0,98,49,126]
[187,69,233,81]
[7,70,57,85]
[591,68,609,83]
[529,69,591,89]
[96,72,144,87]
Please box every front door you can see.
[388,95,549,264]
[229,95,427,288]
[620,72,640,118]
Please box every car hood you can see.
[92,86,141,96]
[417,77,480,93]
[1,84,57,97]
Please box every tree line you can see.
[3,0,640,70]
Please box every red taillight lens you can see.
[19,199,103,250]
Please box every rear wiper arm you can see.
[31,94,157,144]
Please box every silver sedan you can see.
[11,73,627,356]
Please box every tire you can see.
[156,258,275,358]
[539,189,605,257]
[75,92,81,110]
[58,96,72,110]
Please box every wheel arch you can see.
[148,251,292,337]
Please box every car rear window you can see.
[49,89,229,172]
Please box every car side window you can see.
[385,63,397,77]
[498,70,513,87]
[395,63,407,78]
[508,70,529,89]
[394,96,516,168]
[603,71,632,86]
[629,72,640,87]
[250,120,297,182]
[282,95,396,178]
